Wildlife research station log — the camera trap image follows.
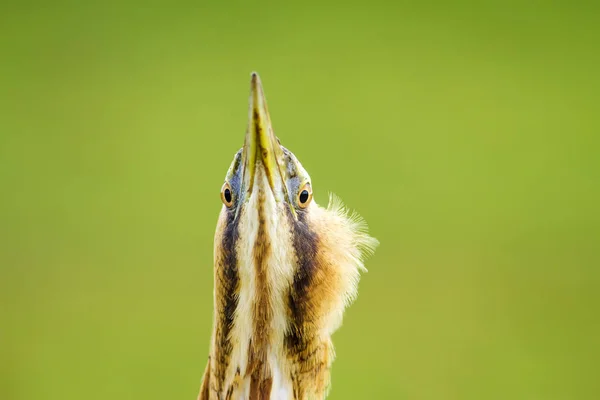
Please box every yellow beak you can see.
[242,72,290,202]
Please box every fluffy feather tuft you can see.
[326,193,379,271]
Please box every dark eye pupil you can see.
[299,190,309,204]
[224,188,232,203]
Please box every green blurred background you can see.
[1,1,599,399]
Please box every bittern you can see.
[199,73,378,400]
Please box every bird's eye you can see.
[221,182,233,207]
[297,183,312,208]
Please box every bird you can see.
[198,72,378,400]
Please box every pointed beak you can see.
[242,72,289,199]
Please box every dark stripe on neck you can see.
[215,209,240,391]
[285,210,319,352]
[221,209,240,339]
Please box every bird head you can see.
[214,73,377,335]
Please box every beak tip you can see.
[250,71,261,85]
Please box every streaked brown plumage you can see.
[198,73,378,400]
